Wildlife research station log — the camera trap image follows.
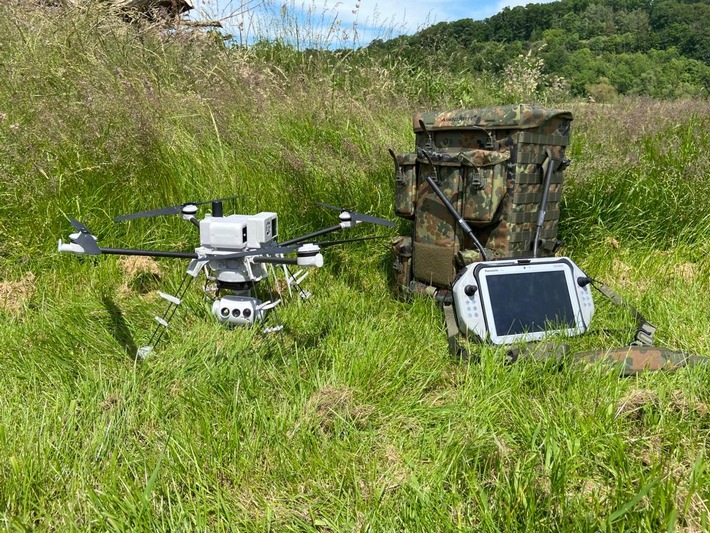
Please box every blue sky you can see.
[188,0,554,45]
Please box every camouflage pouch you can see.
[390,236,413,298]
[460,149,510,226]
[390,151,417,219]
[456,248,499,268]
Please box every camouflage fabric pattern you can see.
[393,105,572,288]
[485,132,568,258]
[573,346,709,376]
[414,165,461,246]
[414,105,573,132]
[413,149,510,246]
[461,150,509,224]
[394,153,417,218]
[408,279,439,298]
[389,235,413,298]
[457,248,499,266]
[416,130,507,153]
[505,344,709,376]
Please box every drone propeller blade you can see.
[351,212,396,227]
[313,201,343,212]
[67,217,102,255]
[68,216,91,234]
[314,201,395,227]
[114,195,241,222]
[314,235,388,248]
[114,205,183,221]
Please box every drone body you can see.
[58,199,393,356]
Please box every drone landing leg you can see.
[261,306,286,359]
[137,272,195,358]
[283,266,312,300]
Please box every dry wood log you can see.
[109,0,194,17]
[40,0,195,19]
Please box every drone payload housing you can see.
[196,212,279,285]
[199,212,278,250]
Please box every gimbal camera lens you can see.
[243,308,252,318]
[232,309,241,318]
[220,307,230,317]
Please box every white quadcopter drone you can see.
[58,198,394,357]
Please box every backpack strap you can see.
[438,290,473,361]
[573,346,709,376]
[590,279,656,346]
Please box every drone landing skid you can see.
[136,271,196,358]
[284,267,312,300]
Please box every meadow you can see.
[1,3,710,531]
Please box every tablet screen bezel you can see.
[475,260,586,345]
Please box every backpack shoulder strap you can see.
[438,290,473,361]
[591,279,656,346]
[573,346,709,376]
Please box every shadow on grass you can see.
[102,295,138,358]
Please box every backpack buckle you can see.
[631,321,657,347]
[468,169,483,190]
[395,168,406,184]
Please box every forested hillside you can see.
[367,0,710,99]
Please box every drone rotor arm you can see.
[312,235,388,248]
[215,246,298,260]
[88,247,197,259]
[278,224,343,247]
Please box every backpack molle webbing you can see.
[391,104,573,290]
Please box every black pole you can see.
[252,257,299,265]
[100,248,198,259]
[533,158,556,258]
[279,224,342,247]
[212,200,223,218]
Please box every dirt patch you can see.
[99,395,121,411]
[117,256,161,294]
[610,258,634,289]
[616,389,708,420]
[290,385,375,437]
[668,390,709,418]
[0,272,36,316]
[578,477,612,506]
[673,263,697,284]
[615,388,659,419]
[606,236,621,250]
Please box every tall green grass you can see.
[562,99,710,251]
[1,3,710,531]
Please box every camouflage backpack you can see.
[390,104,572,293]
[388,104,708,374]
